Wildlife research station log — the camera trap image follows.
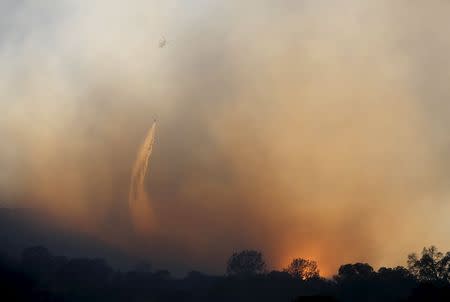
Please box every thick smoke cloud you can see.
[1,1,450,275]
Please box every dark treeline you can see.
[1,246,450,302]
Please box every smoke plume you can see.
[1,1,450,275]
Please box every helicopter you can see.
[158,37,167,48]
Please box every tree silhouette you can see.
[20,246,67,280]
[55,258,113,290]
[226,250,266,276]
[21,246,53,273]
[132,261,152,273]
[335,263,374,281]
[284,258,320,280]
[2,243,450,302]
[439,252,450,283]
[408,246,450,283]
[377,266,412,280]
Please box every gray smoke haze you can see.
[1,0,450,275]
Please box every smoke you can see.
[129,122,157,234]
[1,0,450,275]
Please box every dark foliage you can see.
[0,245,449,301]
[408,246,450,284]
[226,249,266,276]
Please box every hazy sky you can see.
[1,0,450,275]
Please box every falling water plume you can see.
[129,121,157,234]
